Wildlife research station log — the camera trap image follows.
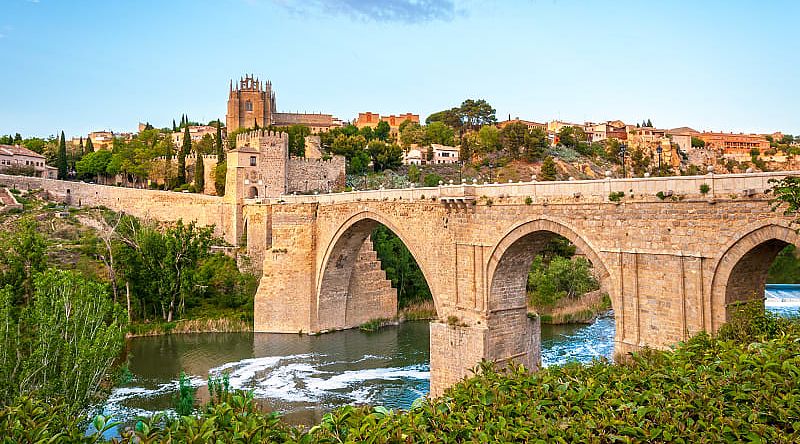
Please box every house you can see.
[0,144,57,179]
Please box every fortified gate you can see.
[1,155,798,396]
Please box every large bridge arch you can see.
[710,223,800,331]
[481,218,614,368]
[315,210,438,332]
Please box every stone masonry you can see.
[2,170,799,396]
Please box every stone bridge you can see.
[1,171,798,395]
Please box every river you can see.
[98,285,800,433]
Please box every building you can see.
[354,112,420,140]
[625,127,681,168]
[172,125,220,146]
[403,148,424,165]
[0,144,57,179]
[226,74,340,133]
[496,118,546,131]
[585,120,627,143]
[88,131,115,150]
[224,129,345,199]
[431,144,460,164]
[546,120,583,134]
[697,132,770,155]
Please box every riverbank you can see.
[126,317,252,338]
[7,309,800,442]
[534,290,611,324]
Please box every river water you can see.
[100,285,800,432]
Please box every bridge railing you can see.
[254,170,800,205]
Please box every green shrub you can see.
[174,372,196,416]
[608,191,625,202]
[527,256,599,308]
[656,191,666,200]
[524,196,533,205]
[700,183,711,194]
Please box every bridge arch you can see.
[487,218,614,310]
[315,210,437,332]
[710,223,799,331]
[484,218,615,362]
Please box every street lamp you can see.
[619,143,628,178]
[489,162,494,182]
[656,146,663,175]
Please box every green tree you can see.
[425,122,455,146]
[525,128,548,161]
[0,218,47,305]
[57,131,68,179]
[214,161,227,196]
[215,120,224,160]
[691,136,706,148]
[500,122,529,159]
[75,150,113,181]
[0,270,126,414]
[426,108,463,133]
[371,225,432,307]
[407,164,421,183]
[374,120,391,142]
[177,126,190,186]
[399,122,427,148]
[477,125,501,153]
[423,172,443,187]
[194,149,205,192]
[459,99,497,131]
[367,141,403,172]
[527,255,599,308]
[540,156,557,181]
[85,137,94,153]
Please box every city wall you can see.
[0,174,235,242]
[287,157,346,194]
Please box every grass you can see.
[358,317,393,332]
[127,317,251,337]
[400,300,436,321]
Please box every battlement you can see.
[288,156,345,166]
[235,129,289,149]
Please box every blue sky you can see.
[1,0,797,138]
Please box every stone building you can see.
[354,112,420,140]
[0,144,57,178]
[226,74,340,133]
[171,125,220,146]
[224,129,345,201]
[698,131,770,156]
[496,118,546,131]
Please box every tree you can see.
[646,119,653,127]
[177,126,190,186]
[426,108,463,132]
[215,120,224,160]
[407,164,421,183]
[0,218,47,305]
[425,122,455,146]
[13,133,22,144]
[85,137,94,153]
[691,136,706,148]
[57,131,68,179]
[399,122,427,148]
[0,270,126,414]
[500,122,529,160]
[371,226,432,307]
[76,150,112,181]
[477,125,501,153]
[540,156,557,181]
[194,147,205,192]
[173,119,177,132]
[214,161,227,196]
[525,128,549,162]
[459,99,496,131]
[367,141,403,172]
[374,121,391,142]
[423,173,443,187]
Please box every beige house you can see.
[172,125,219,146]
[0,144,57,178]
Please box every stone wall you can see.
[287,156,346,194]
[151,155,219,195]
[0,174,235,243]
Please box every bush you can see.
[700,183,710,194]
[423,173,443,187]
[656,191,667,200]
[608,191,625,202]
[524,196,533,205]
[527,256,599,307]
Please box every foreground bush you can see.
[3,312,800,442]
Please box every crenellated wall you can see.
[287,157,346,194]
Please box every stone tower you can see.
[226,74,276,132]
[225,130,289,203]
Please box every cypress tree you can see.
[194,146,205,192]
[177,126,190,186]
[78,137,84,157]
[164,139,174,189]
[13,133,22,144]
[254,119,259,130]
[57,131,68,179]
[215,119,224,161]
[172,119,177,131]
[85,137,94,153]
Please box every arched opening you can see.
[488,220,614,366]
[712,224,800,330]
[246,186,258,198]
[316,215,436,332]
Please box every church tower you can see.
[226,74,277,132]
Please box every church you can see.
[226,74,341,133]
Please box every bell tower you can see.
[226,74,276,132]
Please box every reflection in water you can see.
[102,295,800,432]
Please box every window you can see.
[245,100,253,112]
[250,156,257,166]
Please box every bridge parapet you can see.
[249,171,797,206]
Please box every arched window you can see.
[245,100,253,112]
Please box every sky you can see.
[1,0,798,139]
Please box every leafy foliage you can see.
[371,225,432,308]
[527,255,599,308]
